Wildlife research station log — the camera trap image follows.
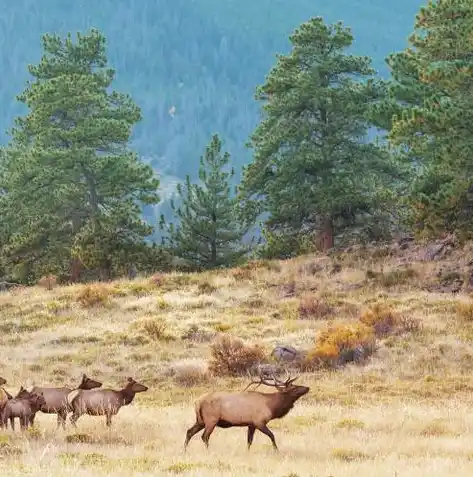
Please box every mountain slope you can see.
[1,1,423,173]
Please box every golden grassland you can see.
[2,249,473,475]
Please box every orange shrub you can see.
[359,303,398,337]
[307,322,376,368]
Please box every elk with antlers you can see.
[184,371,309,451]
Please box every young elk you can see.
[184,372,310,451]
[67,377,148,428]
[29,373,103,429]
[0,377,13,414]
[1,391,46,430]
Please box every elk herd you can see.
[0,370,310,452]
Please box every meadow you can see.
[2,241,473,476]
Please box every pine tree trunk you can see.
[70,257,82,283]
[210,240,217,268]
[99,259,112,282]
[320,216,334,252]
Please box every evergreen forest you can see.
[1,0,471,284]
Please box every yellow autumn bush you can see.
[307,321,376,368]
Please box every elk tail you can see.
[67,389,81,407]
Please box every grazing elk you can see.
[1,391,46,430]
[67,377,148,428]
[184,372,310,451]
[29,373,102,429]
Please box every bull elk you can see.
[184,371,309,451]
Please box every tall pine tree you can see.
[239,17,400,255]
[1,29,160,282]
[163,134,252,270]
[377,0,473,237]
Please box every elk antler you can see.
[243,369,300,392]
[243,370,284,391]
[271,370,299,389]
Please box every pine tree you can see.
[1,29,160,281]
[163,134,252,270]
[239,17,401,255]
[377,0,473,237]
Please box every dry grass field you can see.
[2,243,473,476]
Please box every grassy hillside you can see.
[1,0,423,183]
[2,239,473,475]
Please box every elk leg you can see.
[184,422,204,450]
[201,422,217,448]
[9,417,15,431]
[70,412,80,428]
[257,424,278,451]
[57,411,67,430]
[29,413,35,426]
[20,416,29,430]
[105,413,112,427]
[247,426,256,450]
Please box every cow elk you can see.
[0,377,13,414]
[184,371,310,451]
[29,373,103,429]
[1,391,46,430]
[67,377,148,428]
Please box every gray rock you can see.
[271,345,300,362]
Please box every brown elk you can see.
[184,372,310,451]
[67,377,148,428]
[0,377,13,415]
[29,373,103,429]
[1,391,46,430]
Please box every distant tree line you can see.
[0,0,470,283]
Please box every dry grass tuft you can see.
[331,448,369,461]
[36,274,58,290]
[456,300,473,322]
[366,267,417,288]
[197,280,217,294]
[76,283,111,307]
[335,418,365,430]
[140,317,172,341]
[420,419,454,437]
[170,358,210,387]
[208,333,266,376]
[298,294,333,320]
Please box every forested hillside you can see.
[8,0,468,284]
[0,0,422,184]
